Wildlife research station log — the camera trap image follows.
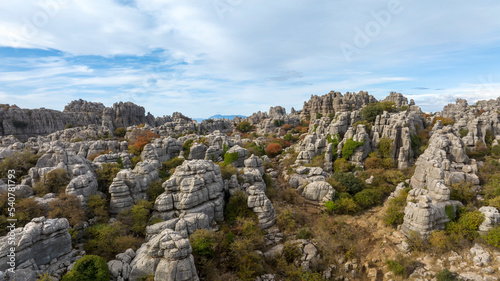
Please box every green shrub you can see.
[333,158,353,173]
[450,181,476,205]
[146,180,164,203]
[484,225,500,248]
[0,150,40,179]
[485,129,494,146]
[64,123,74,129]
[131,155,141,168]
[219,163,238,180]
[236,121,252,133]
[114,127,127,138]
[332,172,365,195]
[224,191,255,225]
[429,230,453,254]
[446,209,484,242]
[296,227,314,240]
[96,163,121,194]
[459,129,469,138]
[436,268,456,281]
[86,194,109,223]
[341,138,364,160]
[243,142,265,156]
[377,137,393,158]
[84,223,143,260]
[324,201,336,214]
[274,119,284,127]
[224,152,240,165]
[361,101,396,122]
[33,168,71,195]
[160,157,184,178]
[384,189,408,227]
[386,259,405,276]
[62,255,110,281]
[331,197,359,214]
[190,229,216,258]
[183,139,194,157]
[130,200,153,236]
[277,208,304,232]
[304,154,325,168]
[282,241,302,264]
[49,194,86,227]
[353,120,372,134]
[354,189,382,209]
[492,145,500,156]
[37,273,53,281]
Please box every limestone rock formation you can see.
[402,126,476,238]
[109,160,160,214]
[301,181,335,203]
[300,91,376,119]
[478,206,500,234]
[129,229,199,281]
[153,160,224,223]
[0,217,78,280]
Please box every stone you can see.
[470,243,492,266]
[479,206,500,234]
[247,186,277,229]
[153,160,224,223]
[301,181,335,203]
[0,217,72,273]
[226,145,247,167]
[129,229,199,281]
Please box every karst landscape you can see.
[0,91,500,281]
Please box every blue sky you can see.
[1,0,500,118]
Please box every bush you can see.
[84,223,143,261]
[377,137,393,158]
[296,227,313,239]
[282,124,292,131]
[361,101,396,122]
[330,197,359,214]
[386,259,405,276]
[436,268,456,281]
[49,194,86,227]
[277,208,304,232]
[243,142,265,156]
[265,143,283,158]
[385,254,419,278]
[0,150,40,179]
[333,158,353,173]
[129,200,153,236]
[449,181,475,205]
[236,121,252,133]
[432,116,455,126]
[64,123,74,129]
[224,191,255,225]
[128,129,159,155]
[485,129,494,146]
[182,139,194,157]
[190,229,216,258]
[484,225,500,248]
[146,180,164,203]
[384,189,408,227]
[33,168,71,195]
[341,138,364,160]
[446,209,484,242]
[324,201,336,214]
[62,255,110,281]
[429,230,453,254]
[353,120,372,134]
[354,189,382,209]
[87,195,109,223]
[364,155,383,170]
[274,119,284,127]
[332,172,365,195]
[96,163,121,194]
[459,129,469,138]
[282,241,302,264]
[224,152,240,165]
[114,127,126,138]
[219,163,238,180]
[305,154,325,168]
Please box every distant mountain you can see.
[194,114,246,122]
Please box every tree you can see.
[236,121,252,133]
[62,255,110,281]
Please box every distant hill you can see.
[194,114,246,122]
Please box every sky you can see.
[0,0,500,118]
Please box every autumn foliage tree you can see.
[265,143,283,157]
[128,129,160,155]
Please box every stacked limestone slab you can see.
[402,126,478,238]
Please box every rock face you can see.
[141,137,183,162]
[153,160,224,223]
[109,160,160,214]
[226,145,248,167]
[300,91,377,119]
[301,181,335,203]
[129,229,199,281]
[402,126,477,238]
[0,100,169,140]
[243,155,277,229]
[0,217,76,279]
[478,206,500,234]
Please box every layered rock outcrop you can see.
[129,229,199,281]
[402,126,477,238]
[109,160,160,214]
[153,160,224,223]
[0,217,78,280]
[300,91,376,119]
